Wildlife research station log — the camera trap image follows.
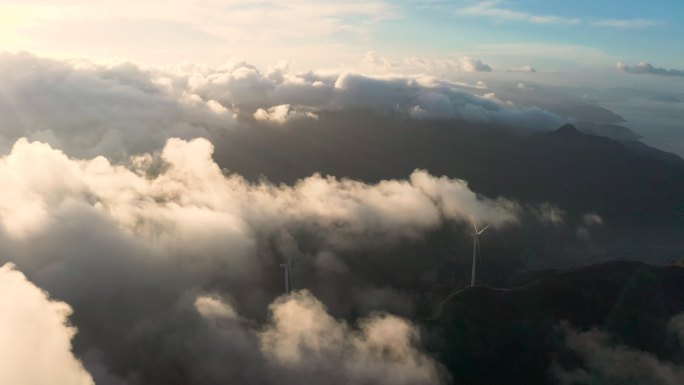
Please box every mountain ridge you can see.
[425,260,684,385]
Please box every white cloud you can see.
[254,104,319,125]
[259,290,446,384]
[459,56,493,72]
[0,53,237,159]
[399,55,493,73]
[0,137,520,245]
[188,289,449,384]
[0,263,94,385]
[195,295,238,320]
[617,62,684,77]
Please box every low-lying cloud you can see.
[258,290,446,384]
[254,104,319,125]
[0,53,236,159]
[0,136,519,384]
[1,259,446,385]
[0,53,564,162]
[0,136,519,243]
[555,314,684,385]
[458,57,493,72]
[617,61,684,77]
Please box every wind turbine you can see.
[279,255,292,294]
[470,222,489,287]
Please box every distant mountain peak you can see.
[554,123,585,136]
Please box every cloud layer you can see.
[0,135,519,384]
[1,259,446,385]
[0,53,235,159]
[0,53,564,162]
[617,62,684,77]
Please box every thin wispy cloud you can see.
[461,1,661,29]
[592,18,664,29]
[460,1,581,25]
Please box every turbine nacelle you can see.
[471,223,489,236]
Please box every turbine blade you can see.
[478,225,489,234]
[472,221,478,233]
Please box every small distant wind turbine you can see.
[280,255,292,294]
[470,222,489,287]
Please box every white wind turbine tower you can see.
[470,222,489,287]
[280,255,292,294]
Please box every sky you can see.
[0,0,682,71]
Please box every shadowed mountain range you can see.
[212,112,684,266]
[424,261,684,385]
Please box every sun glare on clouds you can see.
[0,1,397,68]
